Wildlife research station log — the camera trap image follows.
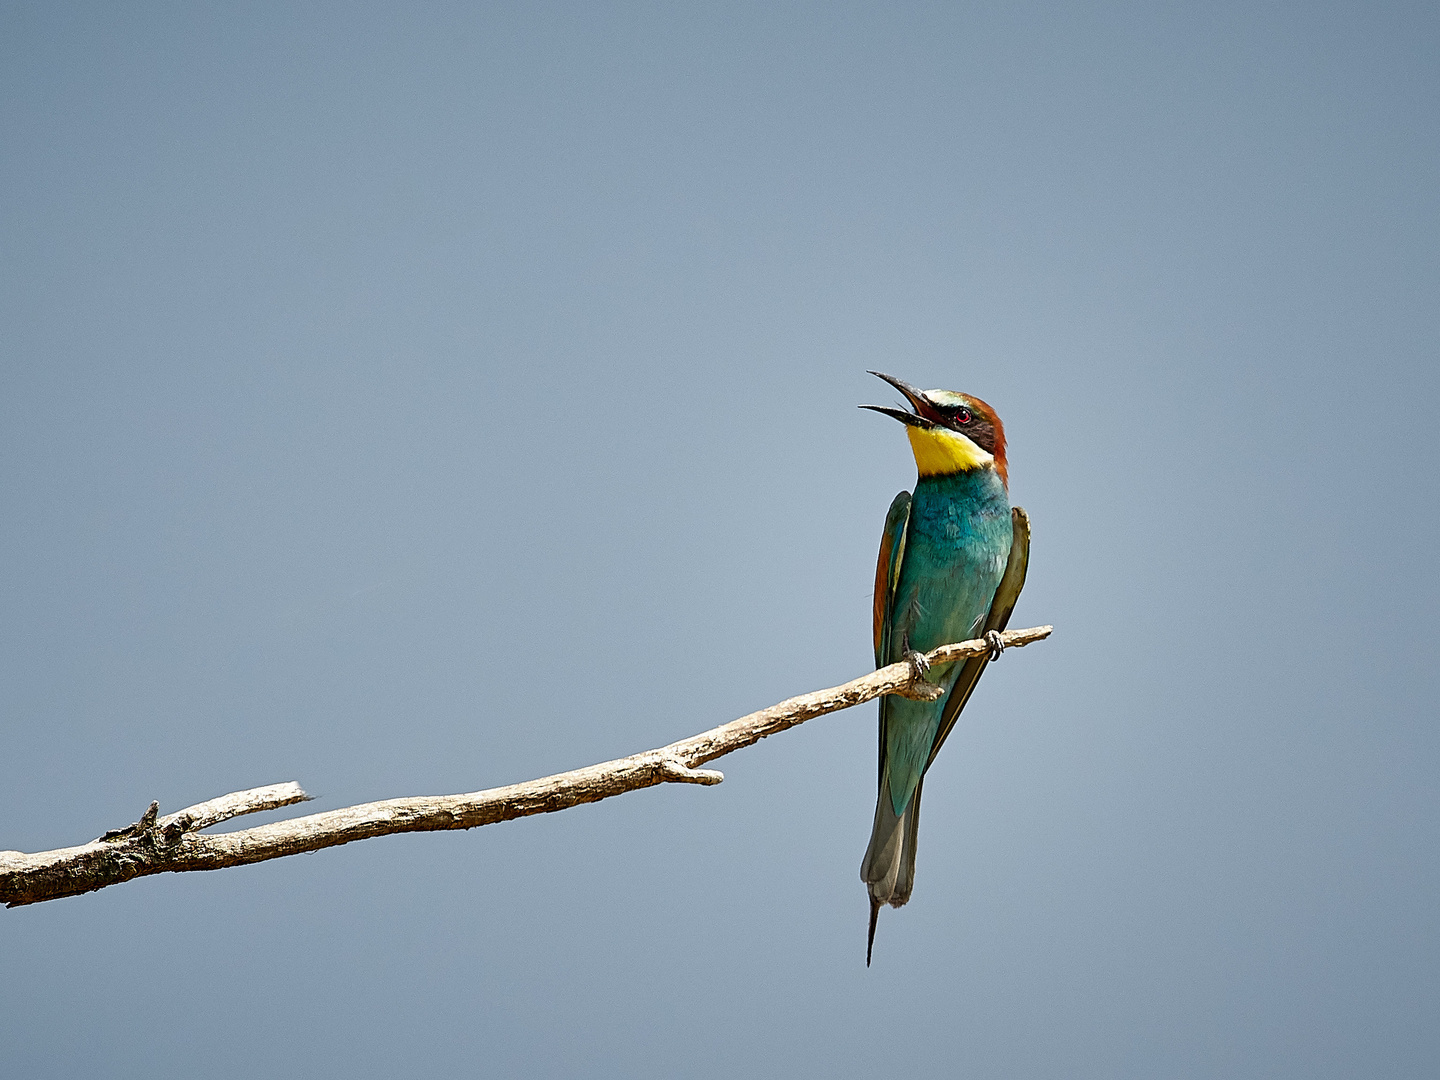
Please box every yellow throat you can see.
[906,424,994,477]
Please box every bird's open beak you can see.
[859,403,935,428]
[860,371,940,428]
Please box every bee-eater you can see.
[860,371,1031,966]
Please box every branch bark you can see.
[0,625,1052,908]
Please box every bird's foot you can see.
[985,629,1006,661]
[897,646,942,700]
[902,649,932,680]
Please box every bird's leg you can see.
[901,631,931,681]
[985,629,1005,661]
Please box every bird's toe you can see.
[902,649,932,678]
[985,629,1005,661]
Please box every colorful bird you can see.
[860,371,1031,966]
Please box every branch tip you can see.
[658,758,725,786]
[897,681,946,701]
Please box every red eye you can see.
[956,409,972,425]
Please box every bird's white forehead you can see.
[925,389,970,407]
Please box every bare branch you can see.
[155,782,312,841]
[0,625,1051,908]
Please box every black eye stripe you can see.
[948,407,996,454]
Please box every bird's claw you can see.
[985,629,1005,661]
[902,649,932,680]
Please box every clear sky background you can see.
[2,3,1437,1077]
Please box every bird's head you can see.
[861,370,1008,486]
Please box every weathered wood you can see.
[0,625,1052,907]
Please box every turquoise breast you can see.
[883,467,1012,815]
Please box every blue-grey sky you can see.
[3,3,1437,1077]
